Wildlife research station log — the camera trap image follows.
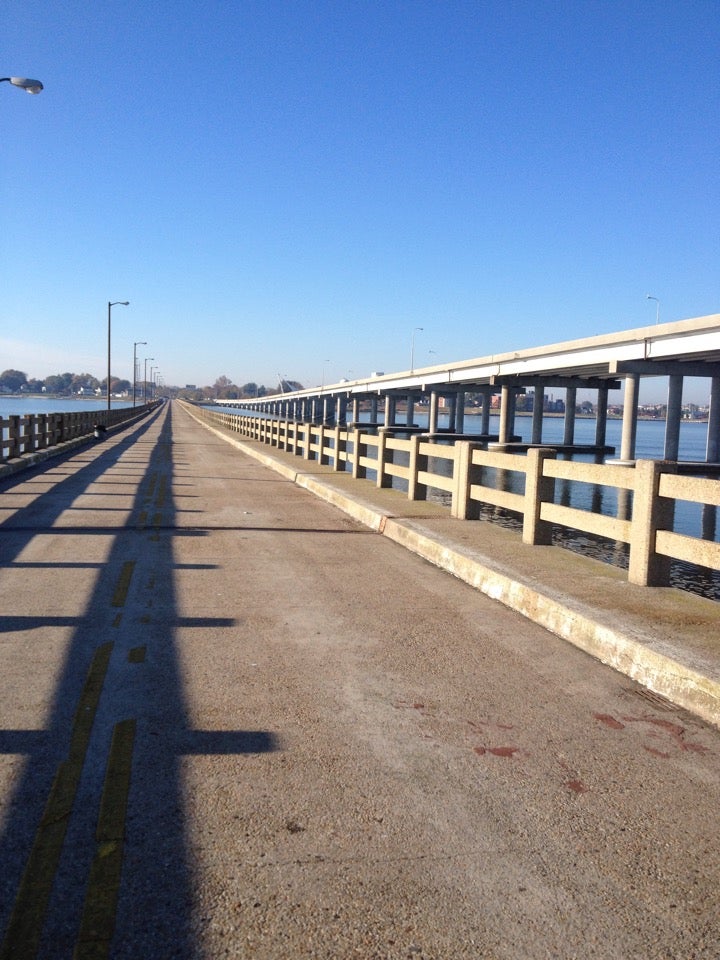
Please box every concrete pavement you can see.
[183,402,720,731]
[1,399,719,959]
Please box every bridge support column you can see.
[481,389,492,436]
[455,390,465,435]
[447,394,457,433]
[595,383,609,450]
[406,395,415,427]
[619,374,640,463]
[707,377,720,462]
[664,374,684,460]
[429,391,440,434]
[563,386,577,445]
[370,396,378,425]
[384,394,397,428]
[498,386,518,444]
[531,382,544,443]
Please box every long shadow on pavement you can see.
[0,403,278,959]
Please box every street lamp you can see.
[150,366,157,401]
[133,341,147,407]
[143,357,154,403]
[410,327,423,374]
[107,301,129,410]
[320,360,332,390]
[1,77,43,94]
[646,295,660,324]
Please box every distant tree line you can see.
[0,368,131,396]
[0,369,304,401]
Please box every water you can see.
[0,397,136,416]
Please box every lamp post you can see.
[1,77,43,94]
[646,295,660,324]
[133,341,147,407]
[107,301,129,410]
[320,360,332,390]
[410,327,423,374]
[150,366,157,401]
[143,357,154,402]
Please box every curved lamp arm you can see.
[1,77,44,94]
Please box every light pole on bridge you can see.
[143,357,154,403]
[410,327,423,374]
[133,341,147,407]
[107,301,129,410]
[646,295,660,324]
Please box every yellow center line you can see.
[111,562,135,608]
[0,642,113,960]
[73,719,136,960]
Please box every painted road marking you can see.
[74,719,136,960]
[111,562,135,608]
[0,642,113,960]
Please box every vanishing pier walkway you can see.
[1,400,719,959]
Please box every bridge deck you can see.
[1,400,719,959]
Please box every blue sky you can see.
[2,1,718,400]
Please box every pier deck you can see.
[1,400,719,959]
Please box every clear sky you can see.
[2,1,718,401]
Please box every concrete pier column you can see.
[429,391,440,434]
[707,376,720,462]
[406,395,415,427]
[455,390,465,435]
[384,394,397,428]
[664,374,684,460]
[619,374,640,462]
[498,386,517,444]
[370,396,378,425]
[531,382,544,444]
[595,383,609,449]
[447,394,457,433]
[337,395,347,427]
[481,389,492,436]
[351,397,360,425]
[563,385,577,445]
[323,396,333,426]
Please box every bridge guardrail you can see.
[185,404,720,591]
[1,403,160,464]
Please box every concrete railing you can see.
[0,402,160,464]
[187,404,720,589]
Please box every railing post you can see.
[9,416,20,459]
[376,429,392,488]
[522,448,557,545]
[352,429,368,479]
[452,441,484,519]
[628,460,676,586]
[332,425,345,472]
[408,434,428,502]
[303,424,314,460]
[318,425,330,465]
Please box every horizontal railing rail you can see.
[183,403,720,591]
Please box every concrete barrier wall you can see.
[187,404,720,588]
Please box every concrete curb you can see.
[182,408,720,729]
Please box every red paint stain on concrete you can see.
[474,746,520,758]
[565,779,588,794]
[593,713,625,730]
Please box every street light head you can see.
[3,77,43,94]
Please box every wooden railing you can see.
[1,402,160,464]
[185,405,720,589]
